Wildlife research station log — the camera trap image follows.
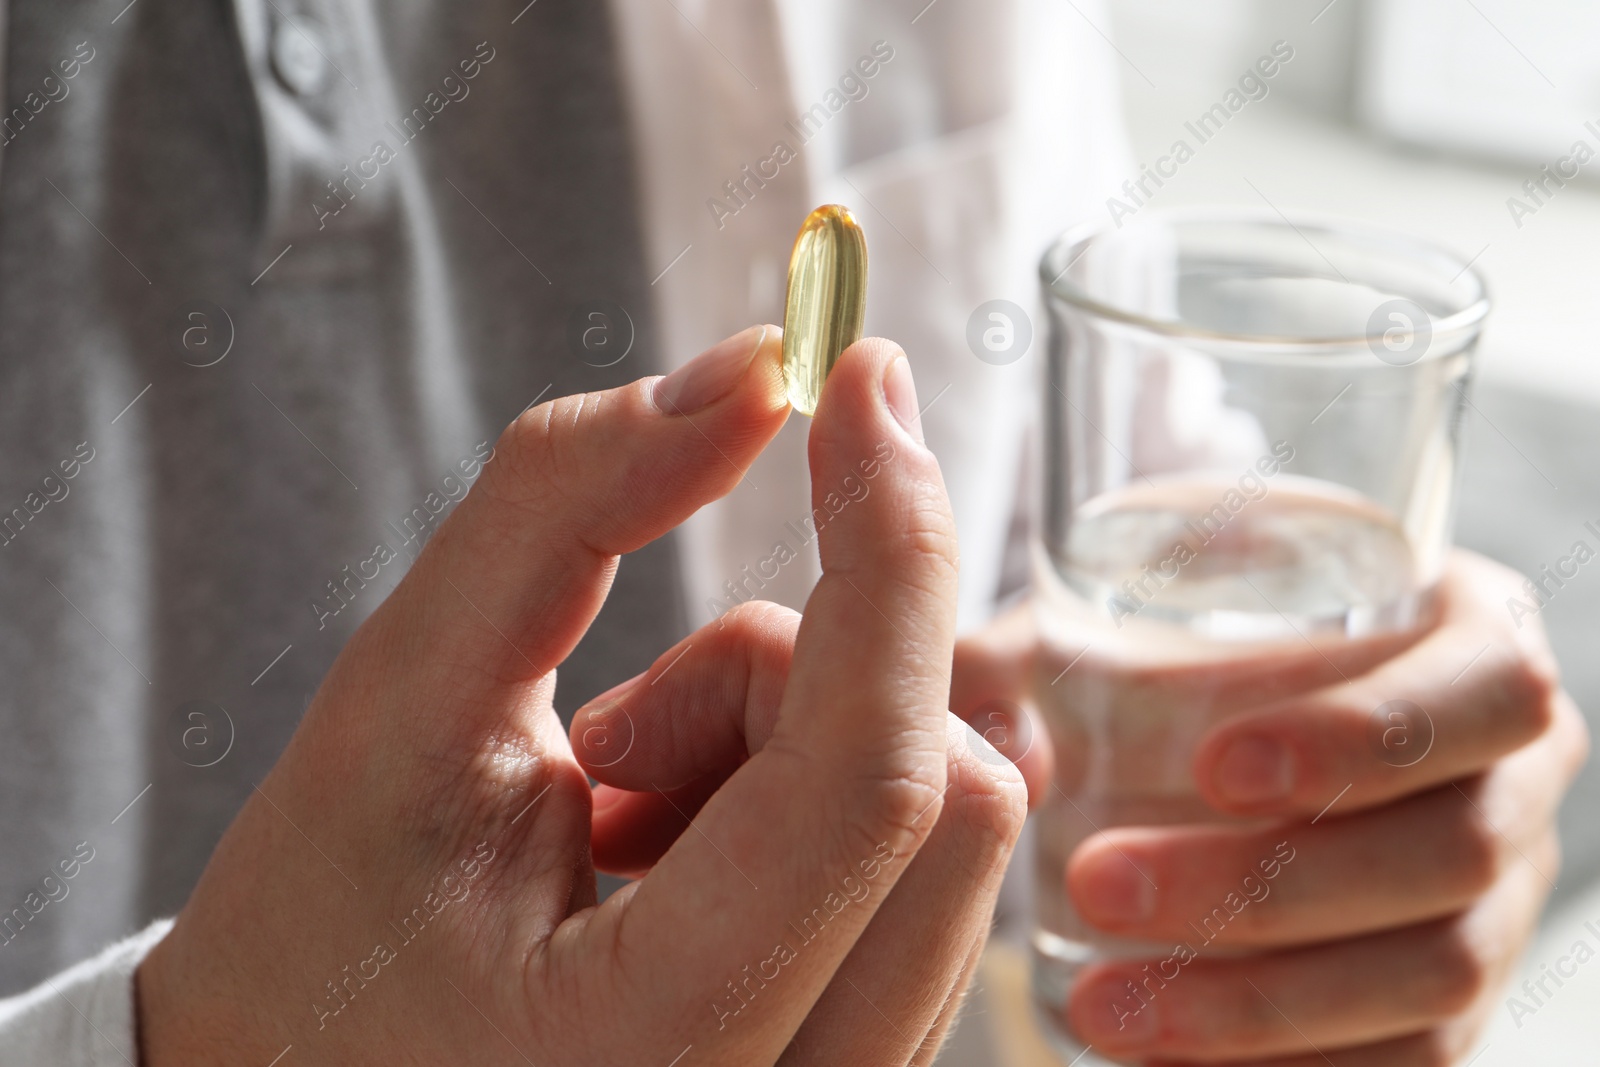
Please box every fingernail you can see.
[1077,852,1156,927]
[1213,735,1295,804]
[882,355,924,444]
[653,325,767,415]
[1075,972,1159,1046]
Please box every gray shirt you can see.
[0,0,680,993]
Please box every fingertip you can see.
[811,336,926,457]
[805,337,948,546]
[466,325,792,572]
[1067,834,1157,931]
[651,324,787,421]
[632,325,790,489]
[698,324,791,451]
[882,350,923,444]
[1066,961,1160,1049]
[843,334,908,368]
[745,323,790,417]
[797,336,955,618]
[570,672,645,779]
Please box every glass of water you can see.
[1029,208,1490,1061]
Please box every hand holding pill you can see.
[138,318,1026,1067]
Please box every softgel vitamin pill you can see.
[782,205,867,416]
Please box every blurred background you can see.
[946,1,1600,1062]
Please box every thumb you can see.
[582,339,969,1060]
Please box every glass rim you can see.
[1039,206,1492,352]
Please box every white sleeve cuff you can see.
[0,919,174,1067]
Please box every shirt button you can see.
[271,20,330,96]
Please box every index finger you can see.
[1193,551,1561,819]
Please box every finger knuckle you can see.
[1441,795,1504,897]
[1422,921,1491,1015]
[891,498,959,576]
[717,598,799,635]
[842,766,947,862]
[487,392,608,518]
[1409,1031,1460,1067]
[1498,652,1560,739]
[419,747,594,876]
[944,757,1029,853]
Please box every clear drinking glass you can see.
[1028,208,1490,1061]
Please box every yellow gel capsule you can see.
[782,204,867,416]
